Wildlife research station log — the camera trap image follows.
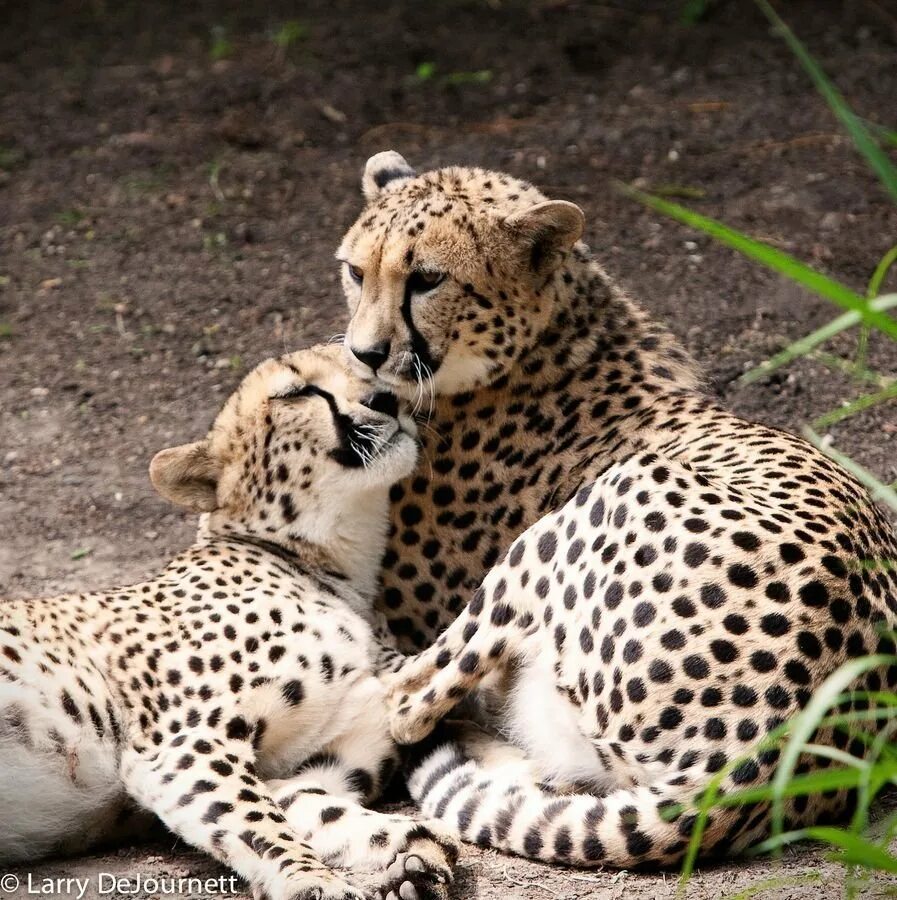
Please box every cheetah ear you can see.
[150,441,220,513]
[504,200,585,278]
[362,151,416,201]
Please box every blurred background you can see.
[1,0,896,598]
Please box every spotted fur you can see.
[339,154,897,867]
[0,345,458,900]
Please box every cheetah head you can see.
[149,344,418,554]
[338,151,585,397]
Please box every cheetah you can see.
[0,345,458,900]
[336,152,897,866]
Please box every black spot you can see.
[705,718,726,740]
[320,806,345,824]
[732,685,758,707]
[281,680,304,706]
[737,720,759,742]
[225,717,251,741]
[201,801,233,824]
[710,639,738,664]
[732,532,761,551]
[784,659,811,685]
[700,584,727,609]
[459,652,480,674]
[632,602,656,627]
[627,678,647,702]
[730,759,760,785]
[723,614,749,635]
[490,603,515,626]
[648,660,673,683]
[652,572,673,593]
[61,690,82,723]
[634,545,657,567]
[683,543,709,568]
[523,827,543,855]
[661,630,686,650]
[797,631,823,659]
[765,685,791,709]
[672,596,697,618]
[659,707,683,729]
[799,581,829,608]
[537,532,557,562]
[750,650,777,673]
[760,613,790,637]
[683,655,710,679]
[780,543,806,564]
[645,511,667,532]
[728,564,758,589]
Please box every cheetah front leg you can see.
[122,733,363,900]
[386,543,538,744]
[271,679,459,900]
[272,775,457,900]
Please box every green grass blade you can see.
[755,0,897,204]
[742,293,897,383]
[864,119,897,150]
[679,719,795,888]
[811,351,890,386]
[801,743,871,770]
[770,655,895,838]
[857,245,897,368]
[868,246,897,298]
[711,765,876,809]
[617,185,897,340]
[751,827,897,872]
[812,381,897,430]
[852,721,897,833]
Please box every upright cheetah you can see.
[336,152,897,867]
[0,345,458,900]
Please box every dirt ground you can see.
[2,1,897,897]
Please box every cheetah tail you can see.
[407,740,724,869]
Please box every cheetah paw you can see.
[385,683,442,745]
[390,709,440,746]
[374,833,460,900]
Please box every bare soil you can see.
[2,1,897,897]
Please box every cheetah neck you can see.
[505,250,684,391]
[199,490,391,609]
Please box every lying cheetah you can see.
[0,345,458,899]
[337,152,897,866]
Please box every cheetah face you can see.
[338,151,585,398]
[149,344,418,528]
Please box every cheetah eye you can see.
[346,263,364,285]
[407,270,446,294]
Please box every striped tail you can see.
[407,738,770,869]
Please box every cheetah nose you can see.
[351,340,391,374]
[362,391,400,419]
